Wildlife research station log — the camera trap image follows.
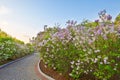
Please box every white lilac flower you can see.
[75,43,77,46]
[46,48,49,52]
[97,56,101,58]
[44,55,47,58]
[73,38,75,41]
[79,41,82,44]
[53,67,56,70]
[92,37,96,42]
[43,40,47,44]
[94,50,100,53]
[104,57,108,60]
[62,41,65,44]
[87,70,89,72]
[81,62,83,64]
[70,61,75,64]
[91,34,94,37]
[83,49,86,52]
[76,63,80,66]
[94,58,98,63]
[51,55,54,58]
[100,62,103,64]
[71,65,74,68]
[48,38,51,40]
[76,71,79,74]
[113,68,117,71]
[86,60,90,63]
[69,73,72,76]
[44,65,47,68]
[90,69,92,72]
[45,62,48,64]
[103,78,107,80]
[52,41,55,44]
[81,36,85,40]
[76,66,80,70]
[114,31,118,34]
[104,59,107,64]
[75,36,79,40]
[91,59,94,62]
[39,42,43,46]
[57,44,59,46]
[84,71,88,74]
[88,51,91,54]
[77,60,80,63]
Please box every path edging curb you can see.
[38,60,55,80]
[0,54,33,69]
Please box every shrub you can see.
[36,10,120,80]
[0,30,34,64]
[0,37,16,61]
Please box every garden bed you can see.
[39,60,120,80]
[40,60,95,80]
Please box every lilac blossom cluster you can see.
[36,10,120,80]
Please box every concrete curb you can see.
[38,60,55,80]
[0,54,33,69]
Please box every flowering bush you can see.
[0,37,16,62]
[36,10,120,80]
[0,30,34,64]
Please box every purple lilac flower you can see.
[52,28,71,40]
[66,20,70,24]
[98,9,106,16]
[118,27,120,33]
[74,21,77,25]
[103,34,107,40]
[95,19,99,23]
[97,29,102,35]
[88,39,93,44]
[109,25,114,32]
[71,20,74,25]
[94,26,102,35]
[66,20,77,26]
[100,9,106,15]
[107,14,112,20]
[57,27,61,31]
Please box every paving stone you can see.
[0,53,41,80]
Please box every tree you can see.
[114,13,120,26]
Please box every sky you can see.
[0,0,120,43]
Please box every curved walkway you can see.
[0,53,41,80]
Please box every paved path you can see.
[0,53,41,80]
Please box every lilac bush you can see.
[36,10,120,80]
[0,30,34,64]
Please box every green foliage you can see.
[115,14,120,23]
[0,29,34,64]
[80,19,98,28]
[0,37,16,61]
[35,10,120,80]
[114,13,120,28]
